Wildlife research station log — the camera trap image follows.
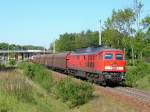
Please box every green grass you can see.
[75,93,136,112]
[0,70,70,112]
[0,62,138,112]
[18,62,54,92]
[18,62,94,107]
[136,74,150,92]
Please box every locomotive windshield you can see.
[104,54,113,60]
[116,54,123,60]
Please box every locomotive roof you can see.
[71,46,122,55]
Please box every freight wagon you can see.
[32,46,126,85]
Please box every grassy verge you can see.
[0,70,71,112]
[18,62,94,107]
[0,62,137,112]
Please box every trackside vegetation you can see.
[0,70,52,112]
[55,78,93,107]
[0,62,138,112]
[19,62,94,107]
[21,63,93,107]
[0,62,94,112]
[125,62,150,91]
[0,63,5,69]
[19,62,54,92]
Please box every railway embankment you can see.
[51,70,150,112]
[0,62,139,112]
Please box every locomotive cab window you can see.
[104,54,113,60]
[116,54,123,60]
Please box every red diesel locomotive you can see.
[32,46,126,85]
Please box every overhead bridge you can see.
[0,50,52,64]
[0,50,51,53]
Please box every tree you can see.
[142,16,150,39]
[104,8,137,64]
[0,43,45,50]
[53,7,149,64]
[141,16,150,58]
[0,43,9,50]
[105,8,135,35]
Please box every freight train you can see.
[31,46,126,85]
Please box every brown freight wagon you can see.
[35,55,41,64]
[53,52,70,70]
[45,54,53,67]
[39,55,45,65]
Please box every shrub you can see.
[20,62,53,92]
[125,62,150,87]
[17,61,29,69]
[0,64,5,69]
[55,78,93,107]
[33,65,53,92]
[24,64,35,79]
[9,59,16,66]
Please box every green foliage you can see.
[19,62,54,92]
[125,62,150,87]
[0,72,35,103]
[135,74,150,92]
[142,16,150,31]
[55,31,99,52]
[17,61,29,69]
[19,62,94,107]
[55,78,93,107]
[143,45,150,58]
[0,43,9,50]
[0,42,44,50]
[24,64,36,79]
[0,63,5,69]
[0,92,17,112]
[0,70,66,112]
[105,8,135,35]
[53,8,149,63]
[33,65,53,92]
[9,59,16,66]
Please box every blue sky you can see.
[0,0,149,48]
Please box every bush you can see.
[0,64,5,69]
[24,64,35,79]
[20,62,53,92]
[33,65,53,92]
[9,59,16,66]
[17,61,29,69]
[55,78,93,107]
[125,62,150,87]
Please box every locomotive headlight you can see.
[105,66,112,70]
[117,67,124,70]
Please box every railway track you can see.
[52,70,150,103]
[51,71,150,111]
[107,87,150,103]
